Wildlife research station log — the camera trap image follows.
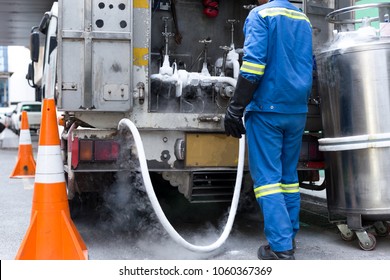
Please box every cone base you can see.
[15,210,88,260]
[10,154,36,178]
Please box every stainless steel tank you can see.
[316,3,390,250]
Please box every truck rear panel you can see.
[55,0,328,203]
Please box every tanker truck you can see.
[28,0,377,246]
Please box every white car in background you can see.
[9,101,42,135]
[0,106,16,131]
[0,113,6,133]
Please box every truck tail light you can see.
[300,135,324,162]
[78,139,120,162]
[299,134,325,171]
[94,140,120,161]
[79,140,93,161]
[305,161,325,169]
[71,137,79,169]
[308,141,324,161]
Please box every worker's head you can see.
[257,0,269,5]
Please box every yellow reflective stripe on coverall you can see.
[254,183,282,198]
[240,61,265,75]
[281,183,300,193]
[254,182,299,198]
[259,7,311,25]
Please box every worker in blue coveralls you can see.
[224,0,313,260]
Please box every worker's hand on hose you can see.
[224,108,245,138]
[223,74,259,138]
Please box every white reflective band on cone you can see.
[19,129,32,145]
[35,173,66,184]
[35,145,65,183]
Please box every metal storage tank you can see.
[316,3,390,250]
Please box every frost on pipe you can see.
[117,118,245,253]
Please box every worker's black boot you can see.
[257,245,295,260]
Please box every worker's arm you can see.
[224,9,267,138]
[224,75,259,138]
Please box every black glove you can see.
[224,74,259,138]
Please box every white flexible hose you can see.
[118,118,246,253]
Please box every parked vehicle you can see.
[26,0,325,207]
[9,101,41,134]
[0,117,5,133]
[0,106,16,129]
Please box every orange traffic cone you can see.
[9,111,36,178]
[15,98,88,260]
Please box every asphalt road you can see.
[1,131,390,261]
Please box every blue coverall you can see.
[240,0,313,252]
